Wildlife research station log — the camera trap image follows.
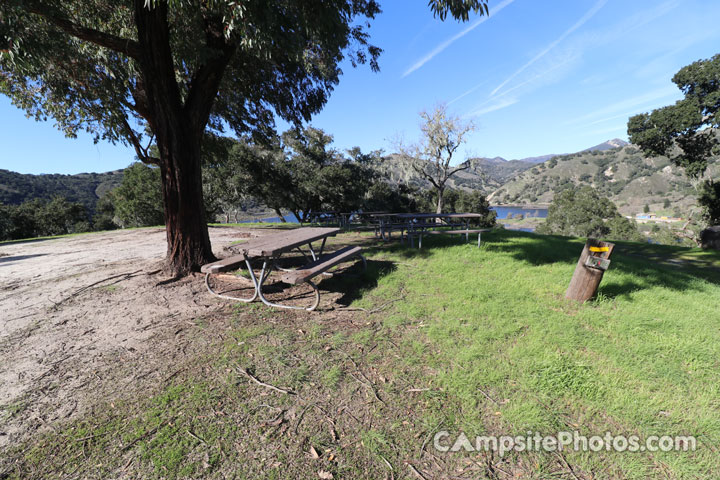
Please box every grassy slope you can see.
[5,229,720,479]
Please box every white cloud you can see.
[490,0,608,96]
[402,0,517,78]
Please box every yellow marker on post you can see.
[589,246,609,253]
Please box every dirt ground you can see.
[0,226,297,449]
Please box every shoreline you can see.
[491,203,550,209]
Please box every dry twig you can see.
[237,367,296,395]
[406,463,427,480]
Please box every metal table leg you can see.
[245,257,321,311]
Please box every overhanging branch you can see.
[24,3,141,59]
[122,117,160,165]
[448,163,470,177]
[184,12,236,137]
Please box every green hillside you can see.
[0,169,124,212]
[489,145,719,215]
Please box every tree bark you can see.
[274,208,287,223]
[134,1,215,276]
[436,186,445,214]
[160,142,215,274]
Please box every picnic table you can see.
[369,212,491,247]
[398,213,491,248]
[201,227,365,311]
[365,213,400,240]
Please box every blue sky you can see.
[2,0,720,174]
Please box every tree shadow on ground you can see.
[482,230,720,298]
[0,253,47,265]
[317,259,397,307]
[209,255,397,309]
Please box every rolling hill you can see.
[3,137,709,219]
[0,169,123,212]
[488,143,718,215]
[367,153,535,194]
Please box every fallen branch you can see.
[186,429,207,445]
[419,420,443,459]
[349,372,385,405]
[237,367,296,395]
[120,426,158,452]
[478,387,499,405]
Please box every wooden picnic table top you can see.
[235,227,340,258]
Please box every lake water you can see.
[491,206,548,232]
[491,206,548,219]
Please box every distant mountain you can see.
[517,153,559,164]
[509,139,630,164]
[489,142,717,215]
[582,138,629,152]
[0,169,123,212]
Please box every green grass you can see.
[363,230,720,478]
[5,228,720,479]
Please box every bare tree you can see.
[400,104,475,213]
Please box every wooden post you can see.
[565,238,615,302]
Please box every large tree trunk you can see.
[274,208,287,223]
[135,1,215,276]
[436,187,444,214]
[159,138,215,275]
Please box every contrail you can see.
[402,0,517,78]
[490,0,608,96]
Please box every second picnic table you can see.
[370,212,491,247]
[202,227,365,311]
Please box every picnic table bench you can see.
[201,227,364,311]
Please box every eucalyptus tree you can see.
[0,0,489,275]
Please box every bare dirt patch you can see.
[0,226,291,449]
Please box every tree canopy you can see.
[401,104,475,214]
[0,197,89,240]
[202,128,378,223]
[0,0,489,274]
[627,54,720,179]
[112,162,165,228]
[628,54,720,227]
[537,186,642,241]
